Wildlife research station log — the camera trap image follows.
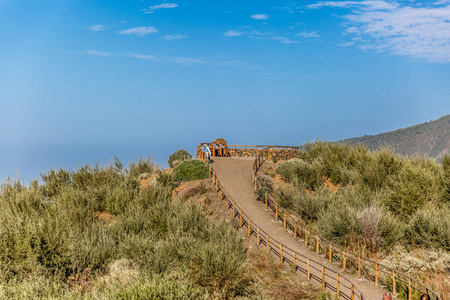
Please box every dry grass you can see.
[174,176,325,300]
[247,248,323,300]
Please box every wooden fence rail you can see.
[250,147,441,300]
[208,164,365,300]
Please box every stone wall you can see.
[228,148,299,161]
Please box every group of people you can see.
[382,292,431,300]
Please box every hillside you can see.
[341,115,450,159]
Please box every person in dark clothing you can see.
[420,294,430,300]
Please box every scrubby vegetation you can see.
[275,142,450,253]
[168,149,192,168]
[173,159,209,182]
[0,158,247,299]
[0,156,322,299]
[273,142,450,298]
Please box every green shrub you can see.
[405,203,450,250]
[276,159,323,191]
[255,187,271,201]
[442,154,450,203]
[112,274,204,300]
[127,157,157,180]
[156,171,174,189]
[383,157,444,222]
[0,155,266,299]
[317,199,359,247]
[187,221,250,298]
[173,160,209,182]
[168,150,192,168]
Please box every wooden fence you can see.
[197,143,299,160]
[205,160,365,300]
[250,148,442,300]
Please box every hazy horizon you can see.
[2,0,450,182]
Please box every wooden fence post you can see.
[393,271,396,295]
[267,236,270,252]
[358,257,361,278]
[280,245,283,264]
[343,251,346,270]
[336,273,340,299]
[316,236,320,254]
[329,243,332,262]
[226,195,229,208]
[294,222,297,238]
[265,193,268,208]
[305,229,308,247]
[307,259,310,281]
[283,212,286,228]
[232,202,235,217]
[257,228,260,245]
[293,252,296,272]
[275,205,278,220]
[322,267,326,290]
[248,220,251,237]
[240,211,243,227]
[375,264,379,286]
[351,284,354,300]
[220,190,222,200]
[408,279,412,300]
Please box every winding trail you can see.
[212,156,388,300]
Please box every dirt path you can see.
[212,157,388,300]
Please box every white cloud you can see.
[83,50,113,57]
[164,56,207,65]
[271,36,299,43]
[337,41,355,47]
[126,53,159,61]
[142,3,178,14]
[118,26,159,36]
[88,24,107,32]
[163,34,187,41]
[296,31,320,38]
[309,1,450,63]
[79,50,254,68]
[224,28,298,44]
[250,14,269,20]
[223,30,244,37]
[308,1,398,11]
[248,35,299,44]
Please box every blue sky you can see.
[2,0,450,182]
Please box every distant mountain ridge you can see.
[340,115,450,159]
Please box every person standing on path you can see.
[381,292,392,300]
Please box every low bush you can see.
[0,156,260,299]
[405,203,450,250]
[383,157,444,222]
[256,174,274,190]
[168,150,192,168]
[112,274,204,300]
[276,159,323,191]
[173,160,209,182]
[255,187,271,202]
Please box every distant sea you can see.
[0,143,183,184]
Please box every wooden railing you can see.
[197,143,299,160]
[250,148,442,300]
[206,161,365,300]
